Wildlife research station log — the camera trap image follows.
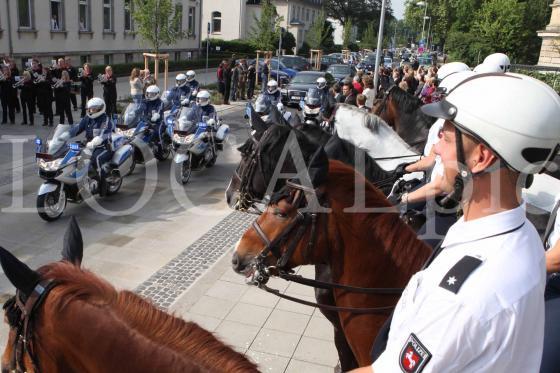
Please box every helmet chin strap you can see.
[440,127,470,206]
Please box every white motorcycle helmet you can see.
[176,73,187,87]
[422,73,560,174]
[196,90,211,106]
[316,77,327,90]
[186,70,196,82]
[438,71,476,94]
[473,63,503,74]
[146,85,160,101]
[483,53,511,73]
[267,80,279,95]
[86,97,106,119]
[437,62,470,82]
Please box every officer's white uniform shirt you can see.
[373,204,546,373]
[423,119,444,182]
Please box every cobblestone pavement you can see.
[136,210,255,308]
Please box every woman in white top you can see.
[129,68,144,103]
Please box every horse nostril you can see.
[231,252,247,273]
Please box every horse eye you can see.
[274,209,288,218]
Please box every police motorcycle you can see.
[34,102,133,221]
[163,73,193,131]
[172,91,229,184]
[299,87,332,133]
[117,85,173,163]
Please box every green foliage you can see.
[361,23,376,50]
[279,31,297,54]
[342,19,353,49]
[515,70,560,94]
[404,0,551,64]
[204,39,255,54]
[306,11,329,50]
[250,0,283,51]
[297,41,311,56]
[132,0,186,55]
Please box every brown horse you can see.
[373,85,433,152]
[232,155,432,366]
[0,218,259,373]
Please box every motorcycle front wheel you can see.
[174,158,192,185]
[37,189,67,222]
[106,173,123,196]
[154,142,172,161]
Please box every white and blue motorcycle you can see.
[35,124,133,221]
[172,115,229,184]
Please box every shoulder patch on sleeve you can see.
[439,255,482,294]
[399,333,432,373]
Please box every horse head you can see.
[1,216,83,373]
[232,147,330,276]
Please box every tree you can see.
[361,22,376,50]
[250,0,283,51]
[342,19,353,49]
[325,0,394,39]
[305,11,330,50]
[132,0,186,55]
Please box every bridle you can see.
[233,133,269,212]
[7,279,57,373]
[247,180,402,314]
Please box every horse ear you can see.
[62,216,83,267]
[0,247,40,298]
[308,147,329,188]
[250,107,268,134]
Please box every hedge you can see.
[514,69,560,94]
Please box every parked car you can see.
[248,59,292,86]
[250,58,298,79]
[281,71,335,107]
[280,55,310,71]
[326,64,357,83]
[319,56,341,71]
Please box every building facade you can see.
[0,0,203,69]
[538,0,560,67]
[202,0,323,51]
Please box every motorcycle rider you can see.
[169,73,192,108]
[263,80,281,105]
[66,97,114,196]
[185,70,200,100]
[482,53,511,73]
[254,94,273,124]
[188,90,217,123]
[143,85,166,151]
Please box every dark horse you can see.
[232,153,432,366]
[373,85,434,153]
[1,218,259,373]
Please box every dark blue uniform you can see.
[187,104,217,124]
[263,90,281,106]
[69,113,114,182]
[143,98,166,150]
[186,80,200,100]
[169,85,191,108]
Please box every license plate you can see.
[290,96,299,100]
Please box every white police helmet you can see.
[483,53,511,73]
[196,90,211,106]
[422,73,560,174]
[473,63,503,74]
[267,80,279,94]
[186,70,196,82]
[86,97,106,119]
[437,62,470,82]
[317,77,327,89]
[176,73,187,87]
[146,85,160,101]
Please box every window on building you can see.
[175,4,183,32]
[50,0,63,30]
[103,0,113,31]
[188,6,195,35]
[124,0,133,31]
[124,53,133,63]
[174,52,181,62]
[306,9,309,22]
[79,0,90,31]
[18,0,33,28]
[211,11,221,33]
[80,55,90,65]
[104,54,112,65]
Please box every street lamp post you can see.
[417,1,428,43]
[373,0,387,93]
[425,16,432,51]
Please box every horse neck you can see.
[37,297,207,373]
[392,106,430,152]
[113,291,258,373]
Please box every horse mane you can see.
[388,86,422,114]
[325,160,431,272]
[38,262,259,373]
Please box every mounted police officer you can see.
[67,97,114,196]
[352,73,560,373]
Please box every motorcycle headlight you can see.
[173,133,196,144]
[38,158,63,171]
[117,128,135,137]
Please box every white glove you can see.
[87,136,103,149]
[151,113,160,122]
[277,102,285,112]
[181,98,190,106]
[207,118,216,127]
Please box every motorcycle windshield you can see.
[161,90,172,111]
[48,124,72,155]
[123,102,145,129]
